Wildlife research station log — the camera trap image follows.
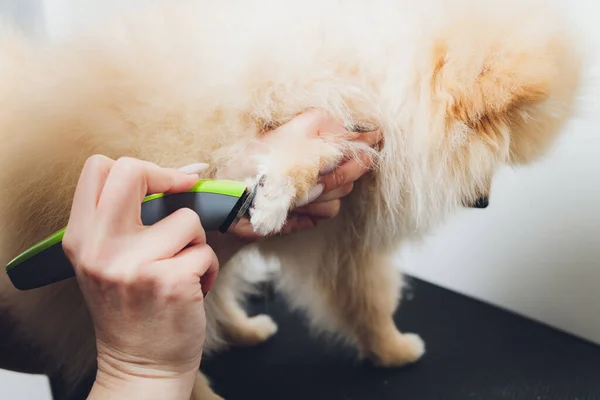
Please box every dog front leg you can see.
[243,126,374,235]
[322,251,426,367]
[210,274,279,347]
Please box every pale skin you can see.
[60,110,381,399]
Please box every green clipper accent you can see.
[5,227,68,272]
[6,179,254,291]
[143,178,247,202]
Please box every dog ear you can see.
[429,30,581,165]
[430,41,554,132]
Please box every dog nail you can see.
[179,163,210,174]
[296,184,324,207]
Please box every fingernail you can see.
[296,184,324,207]
[179,163,210,174]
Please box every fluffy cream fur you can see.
[0,0,584,398]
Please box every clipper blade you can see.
[221,178,260,232]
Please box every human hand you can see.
[62,156,217,399]
[292,109,382,220]
[224,109,382,242]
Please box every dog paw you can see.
[247,314,279,343]
[227,314,279,347]
[368,332,425,367]
[248,175,296,236]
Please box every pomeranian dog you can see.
[0,0,584,398]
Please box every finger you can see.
[280,214,319,234]
[318,152,373,194]
[293,199,341,219]
[64,155,115,252]
[295,184,325,207]
[315,126,380,176]
[148,243,219,298]
[229,214,317,241]
[353,129,383,147]
[96,157,199,227]
[311,182,354,203]
[262,109,348,146]
[178,163,210,175]
[138,207,206,260]
[228,219,265,242]
[175,243,220,297]
[68,154,115,223]
[286,108,343,137]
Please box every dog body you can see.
[0,0,582,398]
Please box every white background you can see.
[0,0,598,398]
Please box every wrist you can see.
[89,365,198,400]
[89,370,197,400]
[88,349,200,400]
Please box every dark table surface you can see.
[52,276,600,400]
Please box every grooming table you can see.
[51,277,600,400]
